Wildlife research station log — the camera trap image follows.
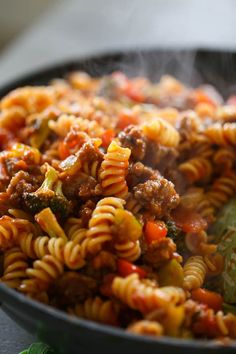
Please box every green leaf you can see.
[211,198,236,303]
[19,342,55,354]
[210,198,236,242]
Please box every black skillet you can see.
[0,50,236,354]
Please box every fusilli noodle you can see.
[99,141,131,199]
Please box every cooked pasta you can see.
[47,237,85,269]
[127,320,164,336]
[178,157,212,182]
[112,273,185,313]
[213,147,235,171]
[18,232,49,259]
[114,240,141,262]
[24,255,64,292]
[0,246,28,288]
[0,216,34,250]
[183,256,207,290]
[205,122,236,146]
[206,172,236,210]
[99,141,131,198]
[141,118,180,147]
[85,197,125,256]
[68,297,119,325]
[1,71,236,341]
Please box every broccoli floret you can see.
[166,220,181,242]
[23,163,72,218]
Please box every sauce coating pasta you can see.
[1,71,236,341]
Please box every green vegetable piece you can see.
[211,198,236,303]
[166,220,181,242]
[210,198,236,242]
[219,231,236,303]
[114,209,142,243]
[19,342,55,354]
[30,118,50,149]
[158,259,184,287]
[23,163,71,218]
[223,302,236,315]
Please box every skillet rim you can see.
[0,48,235,350]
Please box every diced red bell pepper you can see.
[102,129,115,148]
[144,221,167,244]
[191,288,223,311]
[117,259,147,278]
[117,110,139,130]
[58,141,71,160]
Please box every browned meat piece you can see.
[63,130,89,155]
[144,142,178,172]
[118,125,178,172]
[118,126,147,161]
[77,139,104,164]
[78,176,101,198]
[164,168,189,195]
[133,178,179,217]
[127,162,160,188]
[143,237,177,269]
[7,170,42,206]
[62,173,102,200]
[79,200,96,227]
[92,251,117,271]
[49,272,98,307]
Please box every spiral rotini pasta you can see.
[85,197,125,256]
[114,240,141,262]
[183,256,207,290]
[141,118,180,147]
[178,157,212,182]
[205,122,236,146]
[185,231,217,255]
[18,233,49,259]
[112,274,186,313]
[65,218,83,238]
[19,231,85,269]
[82,160,101,180]
[213,147,235,171]
[23,255,64,291]
[206,172,236,210]
[68,297,119,325]
[127,320,164,336]
[0,216,34,250]
[47,238,85,269]
[99,141,131,199]
[0,247,28,288]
